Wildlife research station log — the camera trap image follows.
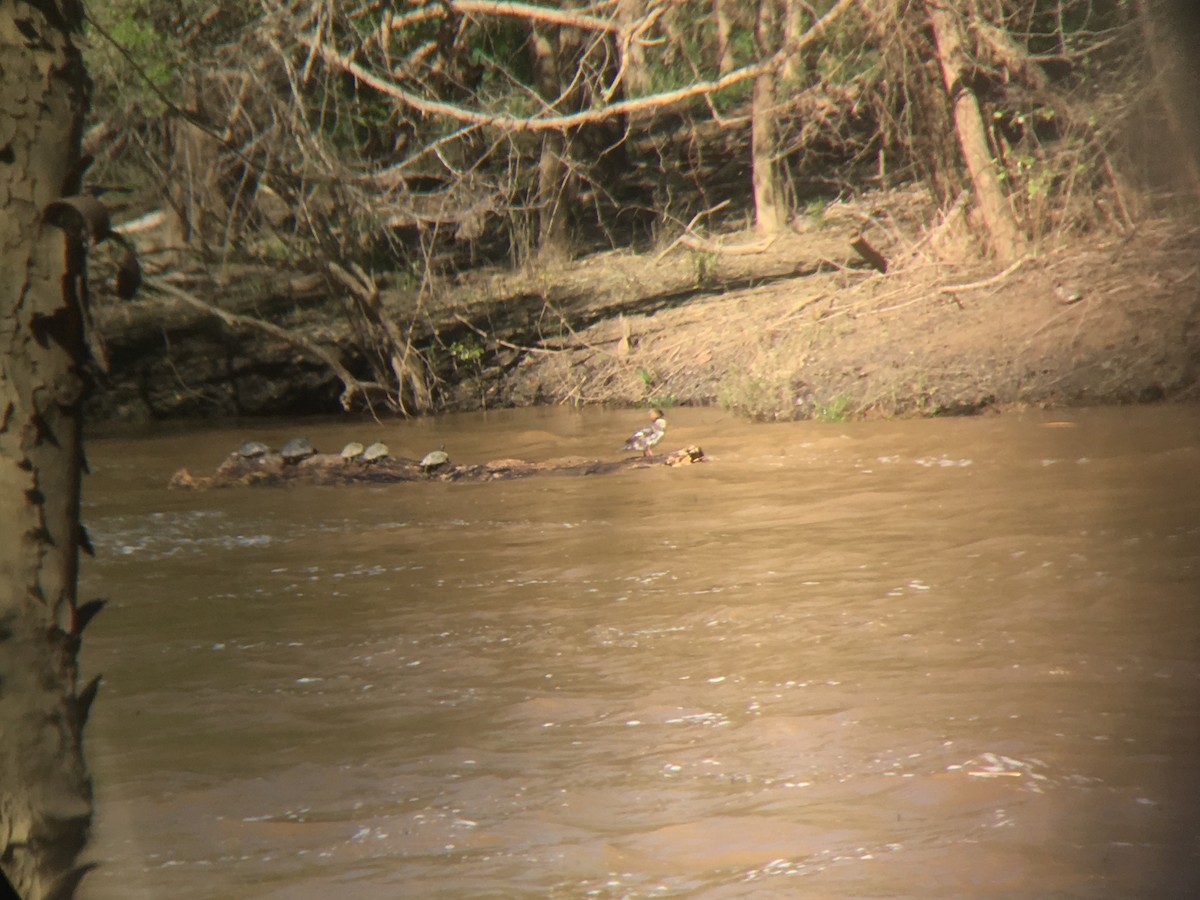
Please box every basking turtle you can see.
[340,441,365,461]
[362,441,389,463]
[280,437,316,465]
[420,445,450,474]
[622,408,667,457]
[238,440,271,459]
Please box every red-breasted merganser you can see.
[622,408,667,457]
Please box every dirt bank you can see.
[87,192,1200,423]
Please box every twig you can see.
[451,313,557,354]
[677,233,778,256]
[765,292,833,331]
[655,200,732,262]
[914,192,969,257]
[937,256,1030,294]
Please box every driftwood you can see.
[850,233,889,273]
[169,445,706,490]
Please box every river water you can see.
[76,405,1200,898]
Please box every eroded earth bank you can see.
[87,192,1200,425]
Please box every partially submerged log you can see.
[169,445,706,490]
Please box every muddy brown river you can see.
[76,405,1200,898]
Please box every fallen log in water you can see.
[168,445,706,489]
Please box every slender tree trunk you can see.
[617,0,651,95]
[714,0,736,75]
[163,76,226,262]
[926,0,1025,261]
[751,0,786,235]
[530,25,573,262]
[0,2,97,897]
[1134,0,1200,202]
[782,0,807,84]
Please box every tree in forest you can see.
[85,0,1190,262]
[0,1,99,897]
[751,0,786,235]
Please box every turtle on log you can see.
[238,441,271,460]
[280,437,316,465]
[363,442,389,463]
[420,445,450,474]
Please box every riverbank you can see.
[87,192,1200,423]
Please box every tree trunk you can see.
[163,75,225,262]
[0,2,96,897]
[751,0,786,235]
[926,0,1025,261]
[782,0,807,85]
[1134,0,1200,202]
[617,0,651,95]
[714,0,737,75]
[530,25,573,262]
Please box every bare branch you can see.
[302,0,857,132]
[655,200,732,262]
[937,256,1030,294]
[400,1,624,34]
[303,36,764,130]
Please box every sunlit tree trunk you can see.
[714,0,737,75]
[782,0,807,84]
[751,0,786,234]
[617,0,651,95]
[926,0,1025,260]
[0,1,97,897]
[163,76,224,262]
[531,24,573,262]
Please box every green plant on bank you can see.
[635,368,676,410]
[449,337,485,366]
[254,235,292,263]
[814,393,852,422]
[891,374,940,416]
[805,198,828,229]
[689,248,717,287]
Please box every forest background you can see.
[72,0,1200,423]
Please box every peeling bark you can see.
[0,2,96,897]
